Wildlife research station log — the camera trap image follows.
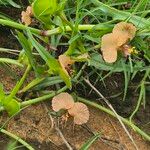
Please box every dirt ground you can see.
[0,67,150,150]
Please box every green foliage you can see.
[0,58,23,67]
[80,133,100,150]
[17,31,39,76]
[0,0,20,8]
[0,84,20,116]
[32,0,58,24]
[27,30,72,89]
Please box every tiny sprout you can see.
[21,6,33,26]
[101,22,136,63]
[52,93,89,125]
[52,92,74,112]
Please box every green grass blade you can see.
[0,58,23,67]
[80,133,100,150]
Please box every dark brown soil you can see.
[0,67,150,150]
[1,102,150,150]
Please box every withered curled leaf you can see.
[52,92,74,112]
[68,102,89,125]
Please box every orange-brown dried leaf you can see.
[68,102,89,125]
[21,11,32,26]
[26,6,33,16]
[102,47,118,63]
[21,6,33,26]
[113,22,136,40]
[58,55,75,75]
[114,32,129,47]
[101,33,118,51]
[52,92,74,112]
[101,33,118,63]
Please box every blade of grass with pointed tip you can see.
[27,30,72,88]
[80,133,100,150]
[92,0,150,28]
[19,77,45,93]
[17,31,39,76]
[0,58,23,67]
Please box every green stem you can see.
[9,65,31,98]
[21,86,67,107]
[129,83,144,122]
[129,69,150,121]
[45,24,96,36]
[0,19,97,36]
[59,12,74,30]
[78,96,150,141]
[0,64,83,111]
[0,58,23,67]
[0,19,40,34]
[0,129,34,150]
[0,86,67,112]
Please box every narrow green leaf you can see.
[80,133,100,150]
[27,30,60,73]
[17,31,39,76]
[0,58,23,67]
[27,30,72,88]
[92,0,150,27]
[0,84,5,103]
[32,76,63,90]
[59,69,72,89]
[20,77,45,93]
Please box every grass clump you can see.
[0,0,150,149]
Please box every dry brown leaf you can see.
[52,92,75,112]
[68,102,89,125]
[102,47,118,63]
[21,11,32,26]
[101,33,118,63]
[21,6,33,26]
[113,22,136,40]
[26,6,33,16]
[101,22,136,63]
[58,54,75,75]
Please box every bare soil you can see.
[0,67,150,150]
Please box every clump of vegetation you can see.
[0,0,150,149]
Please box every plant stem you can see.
[0,129,34,150]
[84,78,138,150]
[9,65,31,98]
[78,96,150,141]
[0,19,98,36]
[21,86,67,107]
[0,86,67,112]
[45,25,96,36]
[0,64,84,112]
[0,58,23,67]
[59,12,74,30]
[0,19,40,34]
